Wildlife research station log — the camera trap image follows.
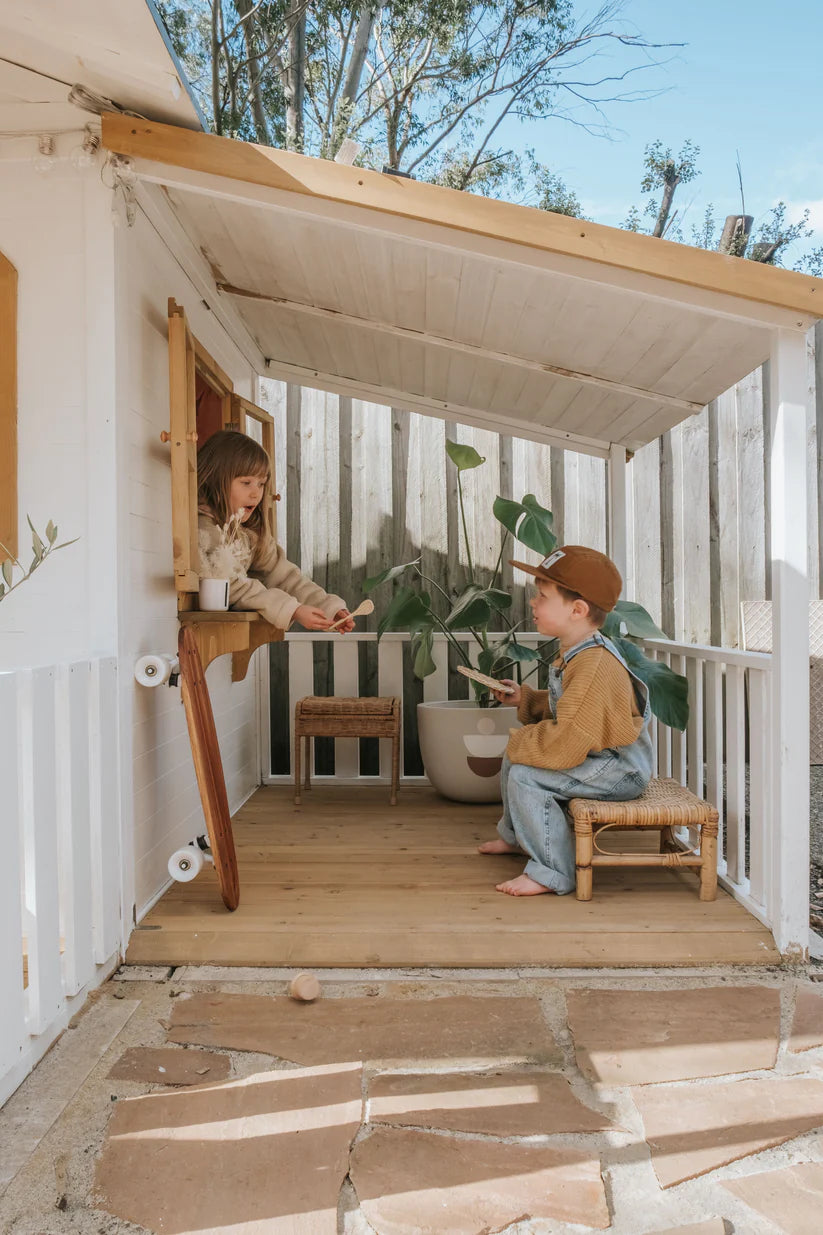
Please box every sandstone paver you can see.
[167,992,560,1064]
[634,1075,823,1188]
[789,986,823,1053]
[350,1125,610,1233]
[648,1222,730,1234]
[107,1046,231,1086]
[567,986,779,1084]
[93,1062,362,1234]
[368,1069,617,1135]
[722,1161,823,1234]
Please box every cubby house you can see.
[1,0,820,1105]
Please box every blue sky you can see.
[507,0,822,264]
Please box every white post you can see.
[769,329,810,957]
[607,444,631,596]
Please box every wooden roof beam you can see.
[218,281,704,416]
[102,113,823,322]
[259,354,615,458]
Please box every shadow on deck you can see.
[128,786,780,968]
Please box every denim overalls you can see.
[497,632,654,893]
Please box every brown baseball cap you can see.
[509,545,622,611]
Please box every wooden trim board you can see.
[102,114,823,320]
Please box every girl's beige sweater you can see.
[507,646,645,771]
[198,513,346,630]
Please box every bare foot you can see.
[478,838,521,855]
[496,873,554,896]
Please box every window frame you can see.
[167,299,279,608]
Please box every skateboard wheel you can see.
[135,654,179,687]
[168,846,205,881]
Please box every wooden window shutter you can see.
[166,299,199,594]
[0,252,17,562]
[231,394,279,540]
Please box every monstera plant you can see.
[366,440,688,731]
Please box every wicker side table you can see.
[293,696,402,805]
[569,777,719,902]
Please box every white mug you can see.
[199,577,230,611]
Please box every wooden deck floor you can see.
[127,786,780,968]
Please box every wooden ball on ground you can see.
[289,972,321,1002]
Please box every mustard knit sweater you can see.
[506,646,645,771]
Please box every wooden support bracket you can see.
[178,611,285,677]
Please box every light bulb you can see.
[33,134,56,174]
[70,126,100,171]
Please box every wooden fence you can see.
[259,321,821,774]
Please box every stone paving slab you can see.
[368,1069,617,1136]
[93,1062,363,1234]
[648,1222,730,1234]
[789,986,823,1052]
[167,993,560,1065]
[722,1161,823,1234]
[567,986,780,1084]
[634,1075,823,1188]
[350,1126,610,1232]
[106,1045,231,1086]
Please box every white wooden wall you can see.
[115,187,264,916]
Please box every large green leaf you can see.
[604,600,666,640]
[411,629,437,679]
[502,641,544,663]
[377,586,433,638]
[493,494,556,556]
[445,585,512,630]
[446,439,486,471]
[614,637,689,731]
[364,559,420,593]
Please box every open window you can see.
[231,394,278,540]
[166,299,278,606]
[1,251,17,562]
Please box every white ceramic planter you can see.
[417,699,520,803]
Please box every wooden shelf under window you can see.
[178,611,284,679]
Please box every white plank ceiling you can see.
[163,182,779,456]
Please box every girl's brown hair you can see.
[197,430,272,538]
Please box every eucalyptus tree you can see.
[159,0,669,192]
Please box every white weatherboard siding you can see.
[0,154,115,670]
[114,190,261,915]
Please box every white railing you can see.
[0,660,123,1107]
[265,631,774,928]
[640,638,773,928]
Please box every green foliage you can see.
[0,518,78,603]
[156,1,667,193]
[365,442,688,728]
[622,139,820,272]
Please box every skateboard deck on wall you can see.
[177,624,240,910]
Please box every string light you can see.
[70,125,101,171]
[32,135,56,175]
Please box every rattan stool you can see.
[569,777,719,902]
[293,696,401,805]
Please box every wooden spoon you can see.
[329,598,375,630]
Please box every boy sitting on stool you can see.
[479,546,653,896]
